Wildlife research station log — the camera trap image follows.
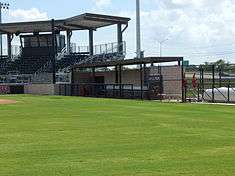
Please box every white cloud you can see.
[95,0,111,7]
[9,8,48,22]
[117,0,235,63]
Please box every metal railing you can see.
[57,83,149,99]
[69,41,126,55]
[11,45,22,61]
[56,46,67,60]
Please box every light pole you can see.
[136,0,141,59]
[0,2,9,57]
[158,38,168,57]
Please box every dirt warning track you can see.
[0,99,17,105]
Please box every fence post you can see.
[197,86,200,102]
[105,84,107,98]
[140,63,143,100]
[119,65,122,98]
[219,66,222,87]
[228,82,230,103]
[212,65,215,103]
[199,65,202,101]
[201,66,204,101]
[131,84,134,99]
[92,67,96,97]
[181,60,185,102]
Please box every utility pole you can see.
[0,2,9,57]
[136,0,141,59]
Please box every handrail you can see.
[11,46,22,61]
[56,46,68,60]
[70,41,126,55]
[75,42,126,66]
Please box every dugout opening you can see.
[68,57,184,101]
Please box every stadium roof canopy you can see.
[0,13,131,34]
[73,57,184,68]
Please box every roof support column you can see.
[180,60,185,103]
[66,30,72,54]
[140,63,144,100]
[89,30,94,56]
[117,23,123,54]
[119,64,122,98]
[7,34,13,59]
[92,67,96,97]
[51,19,56,84]
[115,65,118,84]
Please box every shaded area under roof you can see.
[0,13,130,34]
[74,57,184,68]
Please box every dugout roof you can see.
[0,13,130,34]
[74,57,184,68]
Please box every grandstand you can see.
[0,13,130,83]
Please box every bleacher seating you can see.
[0,51,125,76]
[0,40,126,84]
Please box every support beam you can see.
[92,67,96,97]
[181,60,185,103]
[143,63,147,85]
[92,67,96,83]
[178,61,181,66]
[71,68,74,84]
[89,30,94,56]
[51,19,56,84]
[140,64,143,100]
[119,65,122,97]
[117,23,123,54]
[7,34,13,58]
[136,0,141,59]
[115,65,118,84]
[66,30,72,54]
[119,65,122,84]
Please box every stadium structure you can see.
[0,12,234,103]
[0,12,186,101]
[0,13,130,83]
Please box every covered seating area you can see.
[65,57,185,101]
[0,13,130,83]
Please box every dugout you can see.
[0,84,24,94]
[69,57,184,101]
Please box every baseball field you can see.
[0,95,235,176]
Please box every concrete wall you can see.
[24,84,55,95]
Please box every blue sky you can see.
[2,0,235,64]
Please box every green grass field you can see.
[0,95,235,176]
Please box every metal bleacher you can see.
[0,41,126,83]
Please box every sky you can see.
[2,0,235,64]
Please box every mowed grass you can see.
[0,95,235,176]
